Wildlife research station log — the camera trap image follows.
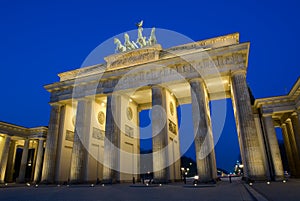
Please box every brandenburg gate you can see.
[40,29,285,184]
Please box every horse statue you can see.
[124,33,138,51]
[148,27,157,46]
[136,27,147,48]
[114,38,126,53]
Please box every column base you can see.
[197,178,217,184]
[273,175,285,181]
[40,180,55,184]
[69,179,84,184]
[101,179,119,184]
[153,178,169,184]
[243,175,267,182]
[16,178,26,183]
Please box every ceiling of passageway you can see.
[121,75,230,108]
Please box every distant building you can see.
[0,121,47,183]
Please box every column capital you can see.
[291,111,298,117]
[261,109,274,117]
[188,77,204,84]
[262,113,273,118]
[49,102,63,107]
[150,84,164,90]
[75,96,95,102]
[2,134,12,139]
[231,70,246,77]
[286,118,292,123]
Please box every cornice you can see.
[254,78,300,109]
[0,121,48,139]
[45,42,249,95]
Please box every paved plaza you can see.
[1,180,299,201]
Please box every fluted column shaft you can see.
[190,79,217,182]
[41,104,63,183]
[70,99,92,183]
[103,95,121,183]
[18,139,29,183]
[286,119,300,176]
[5,140,16,182]
[262,115,284,180]
[33,139,45,183]
[290,113,300,159]
[152,86,168,183]
[231,71,266,180]
[281,123,297,177]
[0,135,11,183]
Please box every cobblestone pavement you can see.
[250,179,300,201]
[0,181,255,201]
[1,179,298,201]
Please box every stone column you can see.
[253,112,271,179]
[290,112,300,158]
[262,114,284,180]
[0,135,11,183]
[230,71,266,180]
[18,139,29,183]
[5,140,16,183]
[286,119,300,176]
[281,123,297,177]
[152,86,168,183]
[41,103,63,183]
[69,98,92,183]
[190,78,217,183]
[33,139,45,183]
[103,95,121,183]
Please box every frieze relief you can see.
[115,53,246,87]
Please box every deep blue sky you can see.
[1,0,300,172]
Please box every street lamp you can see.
[181,167,189,184]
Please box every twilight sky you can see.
[1,0,300,172]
